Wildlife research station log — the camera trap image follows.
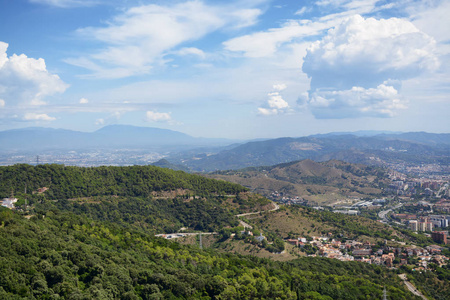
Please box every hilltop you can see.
[208,159,389,205]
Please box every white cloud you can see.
[0,41,69,107]
[408,0,450,53]
[258,84,290,116]
[295,7,312,16]
[95,118,105,125]
[146,110,172,122]
[223,20,326,58]
[302,15,439,119]
[174,47,206,59]
[79,97,89,104]
[223,0,382,58]
[257,108,278,115]
[273,83,287,91]
[0,99,5,107]
[68,1,262,78]
[303,15,439,91]
[23,112,56,121]
[307,84,407,118]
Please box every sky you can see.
[0,0,449,139]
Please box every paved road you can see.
[398,274,427,299]
[155,232,216,239]
[236,202,280,217]
[378,203,403,222]
[157,202,280,237]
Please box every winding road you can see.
[378,203,403,223]
[398,274,427,299]
[157,202,281,236]
[236,202,280,229]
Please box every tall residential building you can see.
[431,231,448,245]
[409,220,418,231]
[418,221,427,232]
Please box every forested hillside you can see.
[0,206,420,299]
[0,164,246,200]
[0,164,444,299]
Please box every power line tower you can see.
[199,233,203,249]
[36,155,40,165]
[383,287,387,300]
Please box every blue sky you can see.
[0,0,449,139]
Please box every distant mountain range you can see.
[1,126,449,172]
[0,125,238,152]
[169,132,450,172]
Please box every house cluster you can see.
[435,199,450,212]
[286,236,448,269]
[385,169,450,198]
[269,191,307,205]
[236,229,266,242]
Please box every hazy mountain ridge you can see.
[1,127,448,172]
[0,125,239,152]
[173,133,450,172]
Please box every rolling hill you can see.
[208,159,389,205]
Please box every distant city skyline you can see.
[0,0,449,139]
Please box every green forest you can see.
[0,206,419,300]
[0,164,445,299]
[0,164,247,200]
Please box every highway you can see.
[378,203,403,223]
[398,274,428,299]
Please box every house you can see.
[1,198,18,209]
[286,239,299,246]
[352,249,372,257]
[255,233,265,243]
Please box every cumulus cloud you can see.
[223,0,383,58]
[146,110,172,122]
[303,15,438,91]
[302,15,439,118]
[0,99,5,107]
[79,97,89,104]
[68,1,262,78]
[306,84,407,118]
[258,84,290,116]
[0,41,68,107]
[95,118,105,125]
[23,112,56,121]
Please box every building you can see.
[352,249,372,257]
[255,233,265,243]
[409,220,418,231]
[417,221,433,232]
[431,231,448,245]
[1,197,18,209]
[286,239,299,246]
